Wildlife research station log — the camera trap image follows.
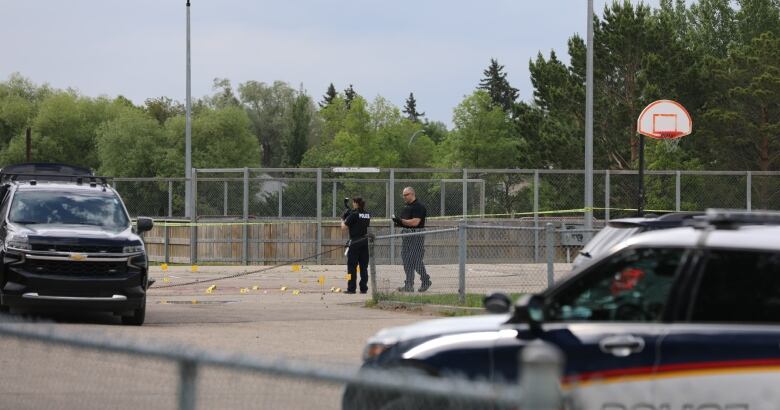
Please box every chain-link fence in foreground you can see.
[0,317,562,410]
[368,223,599,304]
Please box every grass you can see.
[373,292,524,308]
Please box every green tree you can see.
[403,92,425,122]
[478,58,519,113]
[442,91,522,168]
[0,73,51,150]
[344,84,357,109]
[319,83,338,108]
[96,107,169,177]
[160,106,260,176]
[702,32,780,172]
[238,80,296,167]
[0,92,120,168]
[144,96,184,126]
[287,91,315,166]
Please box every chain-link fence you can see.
[116,168,779,265]
[0,316,562,410]
[367,223,600,305]
[114,169,780,220]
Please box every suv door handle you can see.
[599,335,645,357]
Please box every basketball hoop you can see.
[637,100,692,139]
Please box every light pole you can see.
[408,129,426,146]
[584,0,594,230]
[184,0,192,218]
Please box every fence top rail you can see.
[374,227,459,240]
[114,177,188,182]
[0,320,526,405]
[463,224,543,231]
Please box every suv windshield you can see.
[9,190,129,230]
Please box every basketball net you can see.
[660,137,681,152]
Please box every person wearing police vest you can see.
[392,187,431,292]
[341,197,371,294]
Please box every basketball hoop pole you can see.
[637,134,645,216]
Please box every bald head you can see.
[402,187,416,204]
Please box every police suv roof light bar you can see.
[690,209,780,229]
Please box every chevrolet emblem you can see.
[69,253,88,261]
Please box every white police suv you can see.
[348,210,780,409]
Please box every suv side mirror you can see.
[509,294,545,334]
[483,292,511,313]
[136,217,154,233]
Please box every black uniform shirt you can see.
[400,200,426,228]
[345,209,371,239]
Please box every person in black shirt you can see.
[341,197,371,294]
[392,187,431,292]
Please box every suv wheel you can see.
[121,299,146,326]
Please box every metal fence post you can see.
[368,233,378,303]
[278,182,283,218]
[604,170,610,221]
[223,180,228,216]
[458,221,467,305]
[332,181,337,218]
[675,171,681,212]
[178,360,198,410]
[520,341,563,410]
[533,171,540,263]
[546,223,555,289]
[243,168,249,265]
[440,179,445,217]
[479,179,485,219]
[462,169,468,219]
[168,180,173,218]
[747,171,752,212]
[389,169,395,265]
[190,169,198,265]
[164,222,170,264]
[316,169,322,265]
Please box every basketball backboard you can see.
[637,100,692,139]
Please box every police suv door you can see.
[494,247,690,407]
[656,248,780,408]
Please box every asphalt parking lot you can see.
[0,265,430,410]
[15,265,426,364]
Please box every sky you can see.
[0,1,671,127]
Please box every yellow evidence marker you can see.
[163,277,171,283]
[292,290,301,295]
[291,265,301,272]
[318,275,325,285]
[252,285,259,291]
[240,288,249,294]
[206,285,217,294]
[280,286,288,291]
[191,265,199,273]
[161,263,169,272]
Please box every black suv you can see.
[0,163,153,325]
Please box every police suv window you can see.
[690,250,780,323]
[547,248,686,322]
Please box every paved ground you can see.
[0,265,431,410]
[0,263,574,409]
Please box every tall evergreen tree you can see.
[319,83,337,108]
[402,92,425,122]
[478,59,519,113]
[344,84,357,109]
